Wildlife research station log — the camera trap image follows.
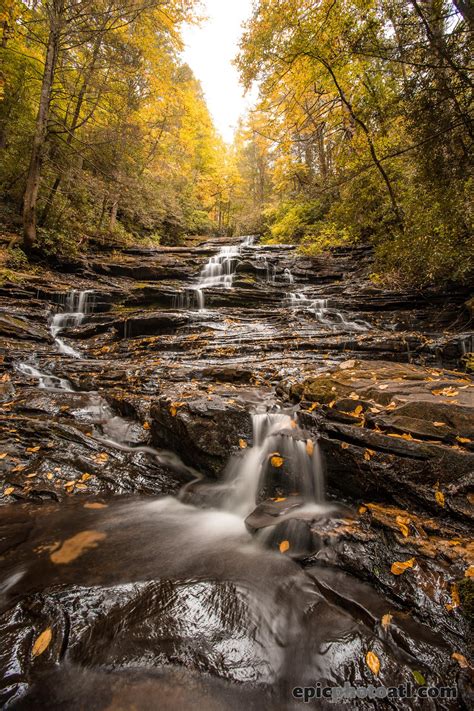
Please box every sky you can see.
[181,0,257,143]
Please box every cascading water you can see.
[50,289,94,357]
[16,362,72,391]
[223,411,325,518]
[289,292,370,331]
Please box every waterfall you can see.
[182,236,256,310]
[283,268,294,284]
[50,290,94,357]
[289,292,370,331]
[224,412,325,518]
[16,362,72,391]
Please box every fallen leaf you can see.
[308,402,319,412]
[364,449,375,461]
[306,440,314,456]
[143,422,150,430]
[84,503,108,510]
[32,628,52,658]
[340,442,349,449]
[26,446,40,453]
[81,473,91,482]
[465,565,474,578]
[433,422,446,427]
[239,439,247,449]
[366,651,380,675]
[391,558,416,575]
[94,452,109,463]
[451,652,469,669]
[279,540,290,553]
[412,671,426,685]
[271,455,284,468]
[435,490,445,507]
[50,530,106,564]
[388,432,414,441]
[432,387,459,397]
[354,405,363,416]
[170,402,185,417]
[0,453,7,459]
[396,515,410,538]
[381,613,392,629]
[4,487,14,496]
[456,436,471,444]
[359,505,367,514]
[46,472,53,480]
[378,384,389,390]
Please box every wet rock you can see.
[0,313,50,342]
[114,311,190,339]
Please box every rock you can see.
[0,313,50,342]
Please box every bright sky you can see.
[181,0,257,143]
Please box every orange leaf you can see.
[451,652,469,669]
[239,439,248,449]
[271,455,284,468]
[143,422,150,430]
[381,613,392,629]
[170,402,185,417]
[354,405,363,416]
[50,531,106,564]
[340,442,349,449]
[279,540,290,553]
[32,628,52,658]
[4,487,14,496]
[366,651,380,675]
[465,565,474,578]
[433,422,446,427]
[84,502,108,510]
[391,558,415,575]
[456,436,471,444]
[435,490,445,507]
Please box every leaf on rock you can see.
[32,628,52,658]
[308,402,319,412]
[412,671,426,685]
[381,613,392,629]
[0,453,7,459]
[143,422,150,430]
[432,387,459,397]
[169,402,185,417]
[340,442,349,449]
[465,565,474,578]
[359,505,367,514]
[456,436,471,444]
[364,449,375,461]
[353,405,363,416]
[435,489,445,507]
[26,446,41,453]
[239,439,248,449]
[271,455,284,468]
[365,651,380,675]
[50,530,106,564]
[395,515,410,538]
[391,558,415,575]
[433,422,446,427]
[451,652,469,669]
[4,487,14,496]
[273,497,286,502]
[84,503,108,509]
[279,540,290,553]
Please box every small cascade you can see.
[181,236,256,310]
[50,290,94,357]
[283,268,294,284]
[16,362,72,391]
[224,411,324,518]
[289,292,370,331]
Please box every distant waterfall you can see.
[50,290,94,357]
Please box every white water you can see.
[50,289,94,357]
[224,411,325,518]
[16,362,72,391]
[289,292,370,331]
[184,236,255,310]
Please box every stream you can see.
[0,236,472,709]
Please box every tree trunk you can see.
[22,2,63,250]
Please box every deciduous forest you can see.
[0,2,472,710]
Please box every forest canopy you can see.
[0,0,472,286]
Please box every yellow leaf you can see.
[433,422,446,427]
[0,453,7,459]
[170,402,185,417]
[364,449,375,461]
[306,440,314,456]
[391,558,416,575]
[143,422,150,430]
[354,405,363,416]
[388,432,414,441]
[279,540,290,553]
[465,565,474,578]
[50,530,106,564]
[308,402,319,412]
[451,652,469,669]
[396,515,410,538]
[26,446,40,453]
[435,490,445,507]
[46,472,53,480]
[432,387,459,397]
[366,651,380,675]
[359,505,367,514]
[273,497,286,502]
[340,442,349,449]
[4,487,14,496]
[84,502,108,509]
[271,455,284,468]
[32,628,52,658]
[456,436,471,444]
[328,400,336,408]
[381,613,392,629]
[81,473,91,482]
[239,439,248,449]
[450,584,460,608]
